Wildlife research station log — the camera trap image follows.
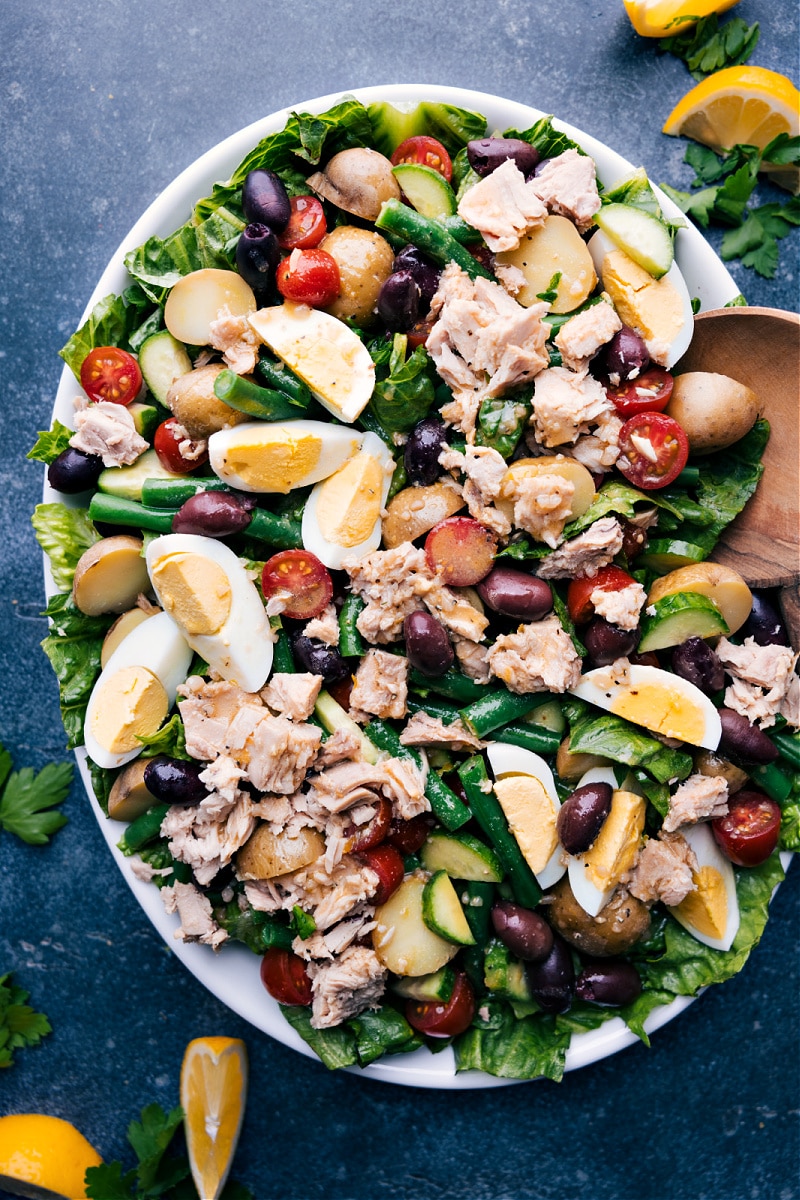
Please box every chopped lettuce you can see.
[59,286,160,378]
[27,420,73,466]
[564,698,693,784]
[368,337,436,432]
[136,713,190,760]
[280,1006,360,1070]
[281,1001,421,1070]
[454,1004,572,1081]
[32,503,100,591]
[504,114,584,160]
[40,593,108,749]
[475,392,531,459]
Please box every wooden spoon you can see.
[675,306,799,643]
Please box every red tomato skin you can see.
[406,312,436,350]
[606,366,673,418]
[260,949,312,1006]
[277,195,327,250]
[567,565,637,625]
[712,792,781,866]
[276,249,340,307]
[616,412,689,490]
[153,418,208,474]
[424,516,498,587]
[386,814,434,856]
[391,136,453,182]
[406,970,476,1038]
[359,844,405,905]
[80,346,142,406]
[261,550,333,620]
[344,796,392,854]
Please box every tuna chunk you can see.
[161,881,228,949]
[208,307,259,375]
[439,444,512,537]
[350,649,409,720]
[293,854,381,930]
[246,716,322,793]
[457,158,547,252]
[343,543,433,643]
[306,760,390,814]
[453,636,492,684]
[163,793,257,886]
[487,614,581,693]
[380,756,430,820]
[424,584,490,643]
[590,579,647,631]
[303,602,340,646]
[314,728,364,769]
[505,470,575,548]
[663,774,729,833]
[717,636,799,728]
[400,711,485,751]
[529,149,601,230]
[531,366,611,448]
[307,943,388,1029]
[70,397,149,467]
[293,909,377,961]
[261,672,322,721]
[566,410,623,474]
[554,302,622,373]
[536,518,625,580]
[781,673,800,728]
[627,832,697,907]
[178,677,256,760]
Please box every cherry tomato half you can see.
[276,248,340,307]
[260,948,312,1006]
[359,844,405,905]
[712,791,781,867]
[261,550,333,620]
[391,135,453,182]
[567,565,637,626]
[406,311,436,350]
[425,516,498,587]
[277,195,327,250]
[606,365,673,419]
[153,418,208,474]
[406,970,476,1038]
[386,813,434,856]
[80,346,142,406]
[616,412,689,490]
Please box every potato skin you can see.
[236,824,324,880]
[320,227,394,325]
[308,148,401,221]
[166,364,250,440]
[666,371,759,453]
[545,876,652,956]
[382,482,465,549]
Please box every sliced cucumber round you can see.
[637,539,710,573]
[391,163,457,219]
[390,965,456,1003]
[97,447,185,503]
[138,329,192,404]
[420,830,503,883]
[372,873,459,976]
[594,202,674,279]
[638,590,730,652]
[421,870,476,945]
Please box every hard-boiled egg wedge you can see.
[485,743,565,888]
[570,663,722,750]
[84,611,193,769]
[567,766,647,917]
[207,419,362,494]
[587,229,694,369]
[670,823,739,951]
[249,302,375,423]
[145,534,272,692]
[301,432,395,569]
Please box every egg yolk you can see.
[673,865,728,941]
[609,681,707,745]
[315,452,384,548]
[582,788,646,890]
[219,431,322,493]
[601,249,684,348]
[151,553,232,635]
[91,666,168,753]
[493,774,557,876]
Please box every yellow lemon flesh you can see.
[181,1036,248,1200]
[0,1113,102,1200]
[623,0,740,39]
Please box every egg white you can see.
[207,419,362,494]
[302,432,395,569]
[670,823,740,951]
[485,742,565,888]
[570,664,722,750]
[84,611,194,769]
[145,534,273,692]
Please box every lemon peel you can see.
[180,1036,248,1200]
[0,1113,102,1200]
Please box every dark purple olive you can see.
[143,755,208,806]
[47,446,104,494]
[718,708,779,764]
[477,567,553,621]
[235,223,281,290]
[671,637,725,695]
[576,960,642,1007]
[556,782,613,855]
[491,901,553,962]
[404,417,447,485]
[619,518,648,562]
[584,617,640,666]
[171,490,256,538]
[391,245,441,308]
[601,325,650,384]
[525,934,575,1015]
[532,157,552,177]
[403,611,454,677]
[291,635,350,684]
[467,137,540,178]
[742,591,789,647]
[242,169,291,231]
[377,270,420,332]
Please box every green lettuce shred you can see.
[32,503,100,591]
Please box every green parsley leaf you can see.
[85,1160,138,1199]
[26,420,74,466]
[761,133,800,167]
[0,755,73,845]
[659,14,760,81]
[536,271,562,303]
[0,972,52,1067]
[290,905,317,940]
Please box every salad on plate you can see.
[30,89,800,1083]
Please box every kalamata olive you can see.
[291,635,350,684]
[143,755,208,806]
[491,901,553,962]
[584,617,640,666]
[242,169,291,231]
[467,137,540,178]
[391,245,441,308]
[525,933,575,1014]
[671,637,725,695]
[404,417,448,485]
[601,325,650,384]
[575,960,642,1007]
[403,611,454,677]
[477,567,553,621]
[377,270,420,332]
[556,782,613,855]
[718,708,779,764]
[171,490,256,538]
[742,590,789,647]
[47,446,104,494]
[619,518,648,561]
[235,223,281,290]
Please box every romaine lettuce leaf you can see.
[504,115,584,159]
[40,593,108,749]
[454,1004,572,1081]
[232,97,373,184]
[32,503,100,591]
[27,420,73,466]
[280,1006,359,1070]
[348,1008,423,1065]
[564,698,693,783]
[368,339,436,432]
[136,713,190,760]
[59,286,159,378]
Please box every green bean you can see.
[213,369,300,421]
[409,667,489,705]
[458,756,541,908]
[89,492,175,533]
[141,478,231,508]
[255,355,312,408]
[491,722,562,755]
[460,691,549,739]
[270,616,295,674]
[117,804,171,854]
[364,719,471,831]
[772,731,800,772]
[406,695,463,725]
[339,595,366,657]
[750,760,793,804]
[375,200,492,280]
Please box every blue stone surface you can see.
[1,2,797,1196]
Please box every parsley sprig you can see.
[0,972,52,1067]
[659,14,760,80]
[0,743,73,844]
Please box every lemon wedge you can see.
[0,1113,102,1200]
[663,64,800,148]
[623,0,740,38]
[181,1036,248,1200]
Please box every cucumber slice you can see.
[392,163,457,219]
[421,870,476,945]
[484,938,532,1002]
[391,965,456,1002]
[372,873,459,976]
[638,591,729,652]
[97,448,185,502]
[637,539,709,573]
[314,690,381,765]
[420,831,503,883]
[138,330,192,403]
[594,203,674,279]
[522,698,566,735]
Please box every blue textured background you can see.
[1,2,798,1197]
